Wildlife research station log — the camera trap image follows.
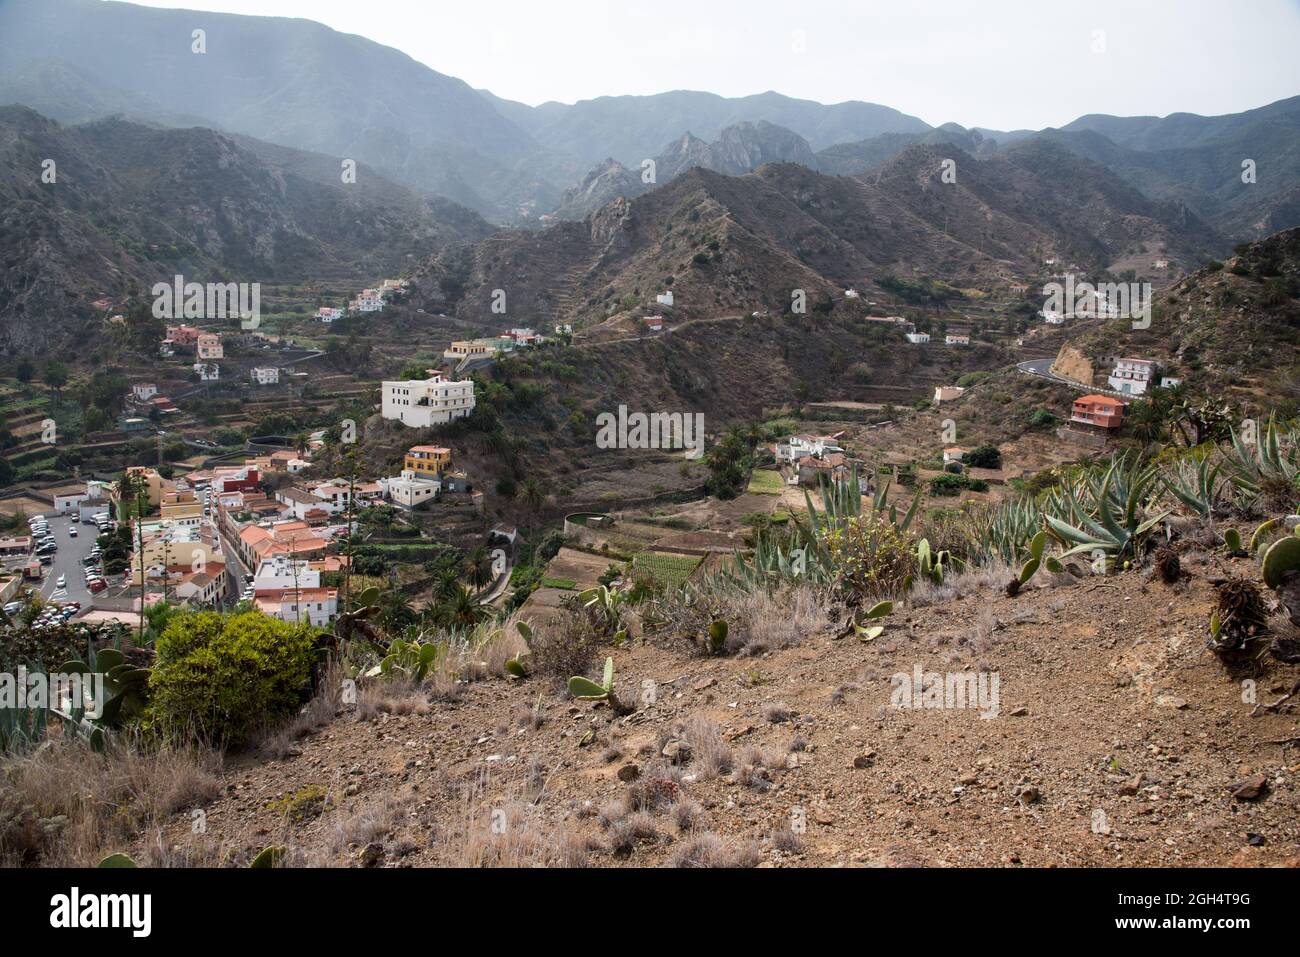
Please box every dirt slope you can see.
[150,552,1300,868]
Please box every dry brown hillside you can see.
[122,551,1300,869]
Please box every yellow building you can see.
[122,467,168,508]
[404,445,451,477]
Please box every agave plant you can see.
[1044,458,1169,566]
[1226,415,1300,508]
[1162,453,1228,517]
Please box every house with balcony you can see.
[196,333,223,360]
[381,373,475,428]
[1107,357,1158,397]
[133,382,158,402]
[404,445,451,477]
[1070,395,1126,431]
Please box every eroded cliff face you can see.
[1051,345,1096,387]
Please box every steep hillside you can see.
[0,107,493,356]
[1071,227,1300,396]
[493,89,929,168]
[416,142,1225,333]
[552,121,820,220]
[1043,97,1300,240]
[0,0,548,217]
[816,125,995,176]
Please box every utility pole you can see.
[135,490,146,646]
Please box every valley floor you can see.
[146,550,1300,868]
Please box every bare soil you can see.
[147,550,1300,868]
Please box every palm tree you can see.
[429,567,460,605]
[440,584,490,629]
[377,587,417,631]
[518,476,548,543]
[464,546,495,592]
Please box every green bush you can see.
[929,473,989,496]
[964,443,1003,469]
[148,611,317,747]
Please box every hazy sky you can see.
[123,0,1300,129]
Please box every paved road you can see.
[34,513,97,607]
[1017,358,1129,399]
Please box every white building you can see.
[1040,310,1065,325]
[656,290,674,307]
[133,383,158,402]
[945,334,970,345]
[385,469,441,508]
[250,367,280,386]
[905,332,930,344]
[1107,358,1158,397]
[381,373,475,428]
[844,289,860,299]
[316,307,343,323]
[254,586,337,627]
[253,556,321,592]
[1160,376,1183,389]
[194,362,219,382]
[275,487,337,520]
[773,434,844,465]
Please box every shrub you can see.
[929,473,989,496]
[823,512,915,601]
[964,443,1002,469]
[527,608,602,687]
[148,611,318,748]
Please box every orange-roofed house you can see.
[1071,395,1126,431]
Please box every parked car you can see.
[68,526,77,537]
[88,579,108,593]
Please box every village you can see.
[1,256,1185,637]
